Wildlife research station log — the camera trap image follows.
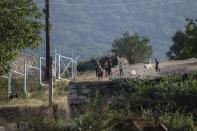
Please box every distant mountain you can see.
[34,0,197,60]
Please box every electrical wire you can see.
[37,0,182,7]
[0,0,185,13]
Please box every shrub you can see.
[162,112,194,131]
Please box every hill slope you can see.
[35,0,197,60]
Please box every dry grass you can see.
[0,99,47,108]
[0,80,68,108]
[75,71,110,82]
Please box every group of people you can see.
[95,58,161,80]
[118,59,161,77]
[95,58,112,79]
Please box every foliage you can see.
[0,77,7,100]
[30,117,44,131]
[184,19,197,57]
[30,85,45,100]
[162,112,194,131]
[29,74,197,130]
[166,31,188,60]
[111,32,152,64]
[62,74,196,131]
[167,18,197,59]
[70,91,109,131]
[77,55,118,73]
[0,0,43,75]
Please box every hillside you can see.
[34,0,197,60]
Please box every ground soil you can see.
[77,58,197,81]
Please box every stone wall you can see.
[67,81,116,114]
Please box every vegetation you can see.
[0,0,43,75]
[0,79,67,106]
[111,32,152,64]
[184,19,197,57]
[167,19,197,60]
[166,31,188,60]
[0,78,7,101]
[28,74,197,131]
[77,55,118,73]
[71,75,197,130]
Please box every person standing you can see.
[107,58,112,76]
[104,61,108,76]
[119,62,124,76]
[95,60,99,77]
[97,63,103,80]
[155,59,160,72]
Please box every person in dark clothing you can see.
[104,61,108,76]
[97,63,103,80]
[95,60,99,77]
[107,58,112,76]
[155,59,160,72]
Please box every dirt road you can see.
[78,58,197,81]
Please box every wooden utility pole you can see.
[45,0,53,105]
[49,56,53,105]
[45,0,50,81]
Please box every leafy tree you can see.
[111,32,152,64]
[166,31,188,60]
[0,0,43,75]
[184,19,197,57]
[167,19,197,60]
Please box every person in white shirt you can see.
[119,62,124,76]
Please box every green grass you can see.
[1,74,197,130]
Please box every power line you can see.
[0,0,184,13]
[38,0,169,7]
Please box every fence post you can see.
[54,49,57,78]
[58,55,61,79]
[39,57,42,84]
[71,59,74,79]
[75,62,78,78]
[24,62,27,94]
[8,71,12,99]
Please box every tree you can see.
[184,19,197,57]
[166,31,188,60]
[111,32,152,64]
[167,18,197,60]
[0,0,43,75]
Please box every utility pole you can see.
[45,0,50,81]
[45,0,53,105]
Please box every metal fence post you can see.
[71,59,74,79]
[55,49,57,78]
[24,62,27,94]
[58,55,61,79]
[40,57,42,84]
[8,71,12,98]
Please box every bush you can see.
[162,112,194,131]
[0,77,8,101]
[29,74,197,130]
[77,55,118,73]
